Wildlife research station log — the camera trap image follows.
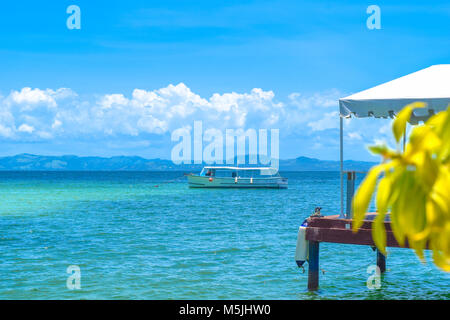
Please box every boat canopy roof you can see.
[203,166,275,171]
[339,64,450,124]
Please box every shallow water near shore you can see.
[0,171,448,300]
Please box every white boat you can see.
[187,166,288,189]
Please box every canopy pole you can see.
[339,116,344,218]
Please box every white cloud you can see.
[0,84,380,153]
[18,124,34,133]
[10,88,56,108]
[0,84,402,160]
[378,122,392,134]
[52,119,62,129]
[348,132,362,140]
[99,94,129,109]
[307,111,340,131]
[0,124,13,138]
[8,87,75,110]
[288,89,340,110]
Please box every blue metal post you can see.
[346,171,356,219]
[308,241,320,291]
[339,117,344,218]
[377,249,386,273]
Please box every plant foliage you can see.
[352,102,450,271]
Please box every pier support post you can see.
[345,171,356,219]
[308,241,320,291]
[376,249,386,273]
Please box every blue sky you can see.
[1,1,450,161]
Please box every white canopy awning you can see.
[339,64,450,124]
[338,64,450,217]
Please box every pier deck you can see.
[304,213,407,291]
[305,213,404,248]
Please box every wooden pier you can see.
[304,213,404,291]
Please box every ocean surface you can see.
[0,171,448,300]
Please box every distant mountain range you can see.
[0,154,377,171]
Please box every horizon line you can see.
[0,153,378,163]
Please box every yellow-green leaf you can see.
[352,164,386,232]
[392,102,426,143]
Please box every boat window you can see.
[215,169,235,177]
[203,169,215,177]
[237,170,256,178]
[200,168,280,178]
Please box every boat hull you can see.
[187,175,288,189]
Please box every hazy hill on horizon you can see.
[0,154,377,171]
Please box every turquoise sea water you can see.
[0,171,448,300]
